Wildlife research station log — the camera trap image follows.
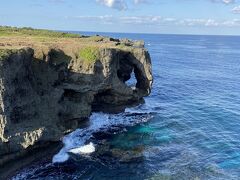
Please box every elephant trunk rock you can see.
[0,39,153,166]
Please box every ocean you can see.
[12,33,240,179]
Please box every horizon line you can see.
[67,30,240,37]
[1,24,240,37]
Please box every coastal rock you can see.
[0,37,152,167]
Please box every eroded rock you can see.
[0,38,152,167]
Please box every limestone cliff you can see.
[0,27,153,167]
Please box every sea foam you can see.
[52,109,153,163]
[68,142,95,154]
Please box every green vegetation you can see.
[88,36,104,42]
[79,47,100,62]
[0,49,17,60]
[0,26,80,38]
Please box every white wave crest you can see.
[52,110,152,163]
[69,142,95,154]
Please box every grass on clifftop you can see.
[0,26,136,64]
[79,47,100,63]
[0,49,17,60]
[0,26,80,38]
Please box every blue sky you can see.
[0,0,240,35]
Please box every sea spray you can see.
[53,111,153,163]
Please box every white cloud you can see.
[68,15,115,24]
[68,15,240,27]
[96,0,127,10]
[222,19,240,26]
[95,0,240,11]
[96,0,150,10]
[119,16,162,24]
[222,0,235,4]
[177,18,221,27]
[133,0,148,4]
[232,5,240,13]
[211,0,235,4]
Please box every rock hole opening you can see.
[117,54,138,89]
[125,71,137,89]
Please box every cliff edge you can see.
[0,27,153,168]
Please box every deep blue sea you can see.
[13,33,240,180]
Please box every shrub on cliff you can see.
[0,26,80,38]
[79,47,100,63]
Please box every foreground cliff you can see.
[0,27,152,168]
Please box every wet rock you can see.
[94,139,145,164]
[111,147,144,163]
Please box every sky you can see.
[0,0,240,35]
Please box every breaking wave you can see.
[52,108,154,163]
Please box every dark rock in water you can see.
[0,32,152,174]
[91,125,127,141]
[96,146,145,163]
[111,148,144,163]
[93,139,145,164]
[92,131,113,141]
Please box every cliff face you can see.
[0,37,152,166]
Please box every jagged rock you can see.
[120,39,145,48]
[0,35,152,168]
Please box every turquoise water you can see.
[13,34,240,179]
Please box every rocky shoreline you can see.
[0,142,61,179]
[0,27,153,178]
